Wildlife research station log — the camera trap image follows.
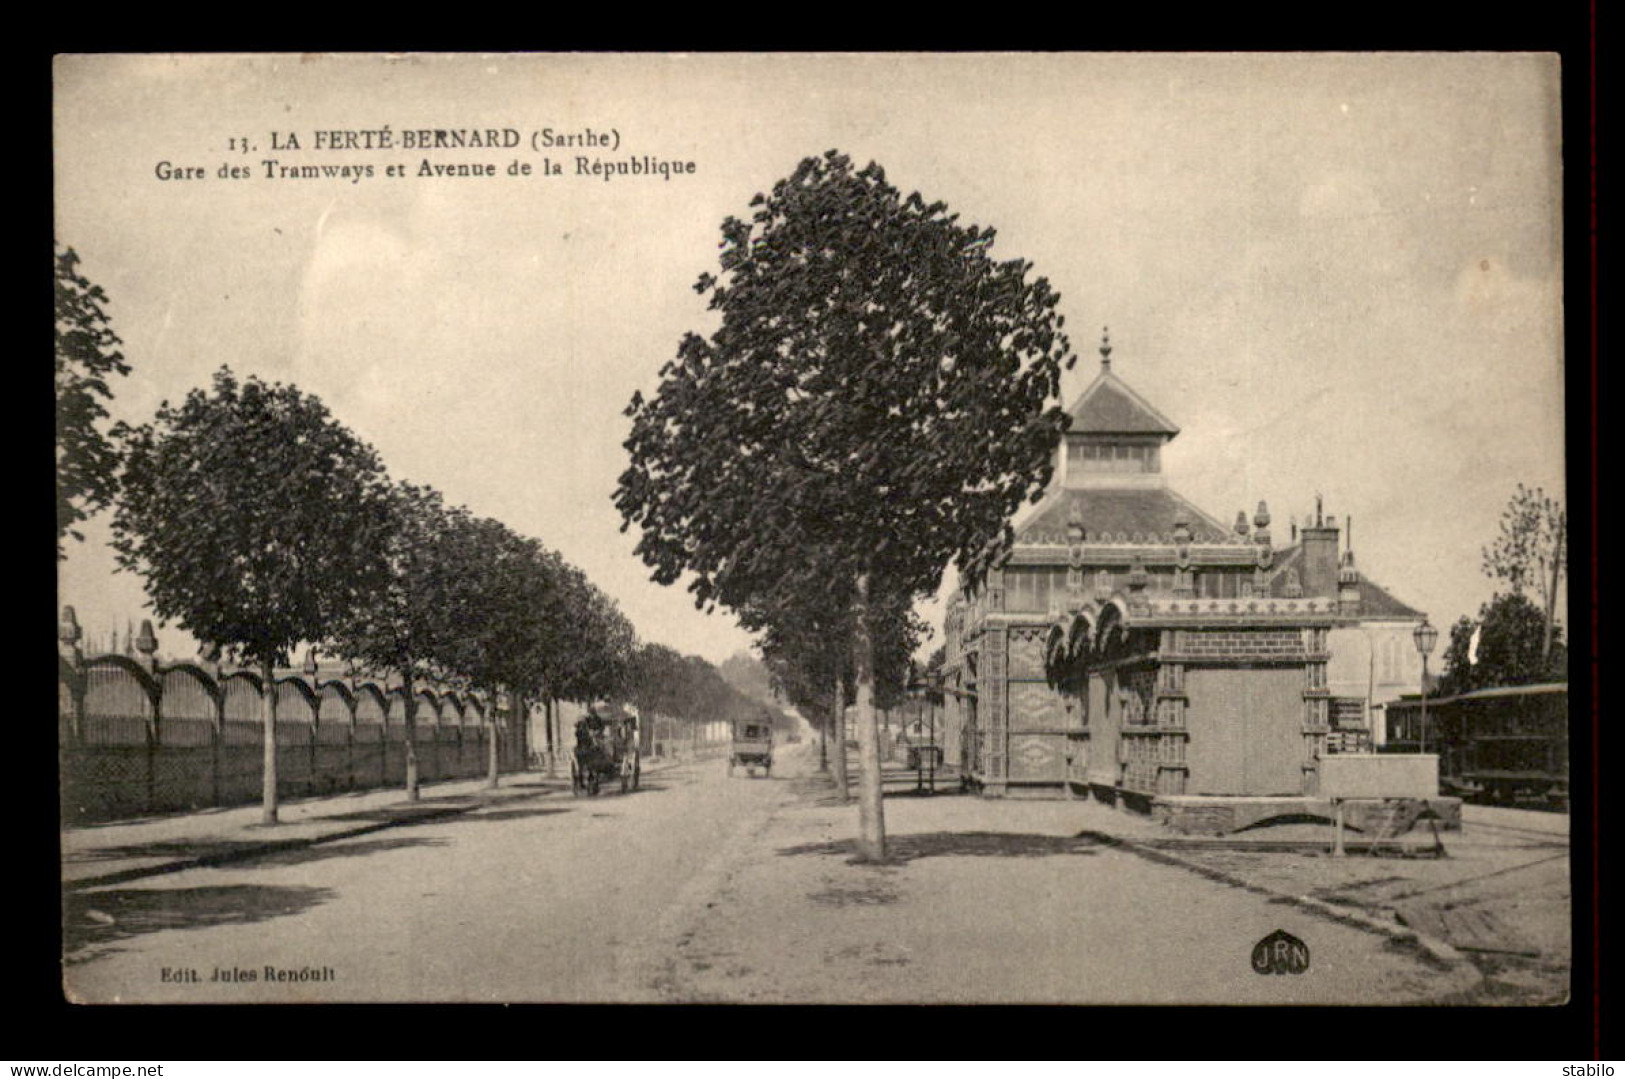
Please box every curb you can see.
[65,784,552,892]
[1078,829,1477,976]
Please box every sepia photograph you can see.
[53,52,1571,1006]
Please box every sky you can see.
[53,53,1566,666]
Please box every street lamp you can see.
[1413,619,1438,752]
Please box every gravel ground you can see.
[1079,802,1572,1005]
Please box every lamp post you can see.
[1413,619,1438,753]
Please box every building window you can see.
[1198,571,1241,599]
[1069,438,1159,476]
[1379,636,1404,683]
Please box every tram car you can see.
[728,720,773,777]
[1382,683,1567,808]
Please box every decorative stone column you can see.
[1302,625,1331,794]
[983,625,1009,796]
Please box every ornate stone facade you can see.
[941,335,1426,814]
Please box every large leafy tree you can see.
[1482,485,1566,663]
[1436,615,1480,697]
[617,150,1075,859]
[56,245,131,558]
[1436,593,1567,696]
[329,482,471,800]
[112,367,394,824]
[428,516,537,787]
[1472,592,1567,688]
[550,569,638,706]
[429,519,619,786]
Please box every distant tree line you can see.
[627,644,795,736]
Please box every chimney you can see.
[1300,510,1341,598]
[1337,515,1362,614]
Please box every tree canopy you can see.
[56,245,131,558]
[111,366,395,669]
[615,149,1076,616]
[1438,592,1567,695]
[329,481,469,684]
[615,150,1075,857]
[1482,484,1566,660]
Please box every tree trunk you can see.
[486,685,502,789]
[818,711,828,772]
[544,696,556,776]
[1540,519,1564,664]
[853,570,886,862]
[260,657,279,825]
[831,667,849,799]
[403,666,420,802]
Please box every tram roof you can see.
[1389,682,1568,709]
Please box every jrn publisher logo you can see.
[1251,929,1310,975]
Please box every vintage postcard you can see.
[54,52,1568,1005]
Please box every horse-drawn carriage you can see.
[571,712,641,796]
[728,720,773,778]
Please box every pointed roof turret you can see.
[1065,328,1181,437]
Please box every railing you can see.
[59,650,522,824]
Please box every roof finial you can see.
[1099,326,1112,371]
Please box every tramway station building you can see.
[938,335,1439,833]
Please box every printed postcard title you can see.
[152,127,698,185]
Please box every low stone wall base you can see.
[1150,794,1463,836]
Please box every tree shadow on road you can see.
[63,883,335,964]
[881,787,970,800]
[452,807,572,824]
[65,837,304,866]
[318,801,477,823]
[778,831,1105,865]
[235,835,448,867]
[65,833,452,884]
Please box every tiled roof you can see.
[1262,542,1423,617]
[1067,369,1181,436]
[1016,487,1234,543]
[1353,575,1425,619]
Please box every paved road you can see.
[63,745,1475,1004]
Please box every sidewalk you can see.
[649,757,1492,1003]
[62,758,685,892]
[1069,799,1571,1004]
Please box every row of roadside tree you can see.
[58,243,781,827]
